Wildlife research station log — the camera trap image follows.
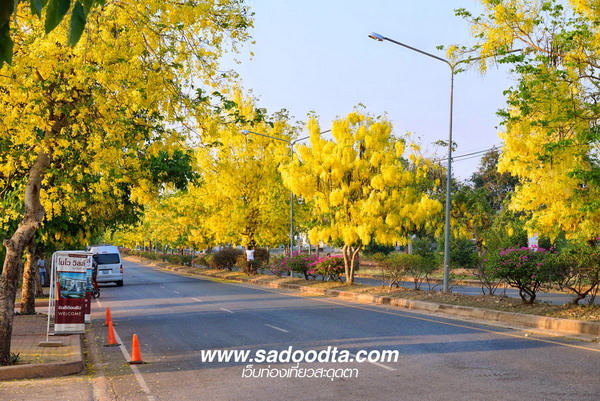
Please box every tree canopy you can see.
[0,0,252,365]
[280,112,442,284]
[457,0,600,240]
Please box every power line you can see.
[452,153,494,162]
[439,145,502,162]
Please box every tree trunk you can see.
[342,245,361,285]
[20,239,38,315]
[0,150,49,365]
[342,245,351,284]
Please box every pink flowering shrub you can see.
[486,246,559,303]
[270,256,290,276]
[310,255,345,282]
[275,252,319,279]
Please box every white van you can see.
[89,245,124,286]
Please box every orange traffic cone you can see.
[104,321,120,347]
[129,334,144,364]
[104,307,112,326]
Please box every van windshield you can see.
[94,253,120,265]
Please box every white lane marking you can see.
[94,298,156,401]
[192,298,203,302]
[173,290,181,294]
[349,353,396,371]
[220,308,234,314]
[111,329,156,401]
[265,324,289,333]
[160,286,165,289]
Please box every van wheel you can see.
[116,281,124,287]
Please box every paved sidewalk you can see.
[0,307,84,381]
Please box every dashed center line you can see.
[173,290,181,294]
[220,308,234,314]
[265,324,289,333]
[192,298,203,302]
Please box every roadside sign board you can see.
[51,252,92,334]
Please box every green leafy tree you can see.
[457,0,600,241]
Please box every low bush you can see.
[192,255,209,267]
[203,253,215,268]
[310,255,345,281]
[487,246,560,304]
[254,248,270,266]
[412,237,437,260]
[270,256,291,276]
[129,250,193,265]
[132,250,162,261]
[474,255,506,296]
[284,252,318,279]
[164,254,194,266]
[211,248,244,270]
[555,240,600,305]
[383,253,432,289]
[380,254,409,289]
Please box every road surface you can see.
[84,259,600,401]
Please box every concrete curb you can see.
[0,334,84,380]
[128,257,600,339]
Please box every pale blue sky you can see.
[223,0,514,180]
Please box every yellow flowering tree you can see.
[112,189,210,252]
[280,112,442,284]
[193,92,295,248]
[0,1,251,364]
[457,0,600,241]
[1,0,106,66]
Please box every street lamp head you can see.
[369,32,385,42]
[240,129,249,135]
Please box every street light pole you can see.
[241,129,330,260]
[368,33,521,292]
[368,32,467,293]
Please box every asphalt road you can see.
[89,260,600,401]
